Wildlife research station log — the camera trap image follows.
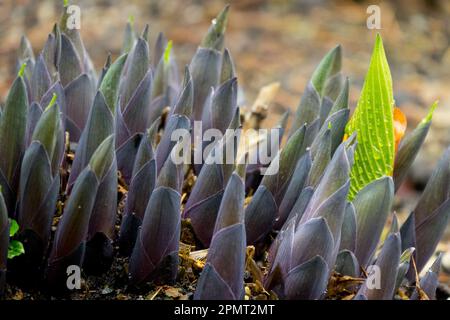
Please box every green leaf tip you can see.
[8,219,25,260]
[8,240,25,259]
[45,93,58,111]
[327,121,332,130]
[422,101,438,124]
[311,45,342,96]
[9,219,19,237]
[141,24,149,41]
[213,4,230,33]
[128,15,135,26]
[164,40,173,64]
[346,33,395,200]
[374,32,383,50]
[99,53,128,113]
[89,135,115,179]
[201,5,230,50]
[18,62,27,78]
[63,0,69,7]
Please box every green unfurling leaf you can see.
[345,34,395,200]
[45,93,58,111]
[9,219,19,237]
[8,240,25,259]
[164,40,173,65]
[18,62,27,78]
[421,100,438,125]
[99,53,128,113]
[200,5,229,51]
[311,45,341,97]
[8,219,25,259]
[393,101,438,191]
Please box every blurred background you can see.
[1,0,449,184]
[0,0,449,264]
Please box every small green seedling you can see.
[8,219,24,259]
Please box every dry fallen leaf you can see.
[327,273,364,298]
[12,289,24,300]
[164,286,183,299]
